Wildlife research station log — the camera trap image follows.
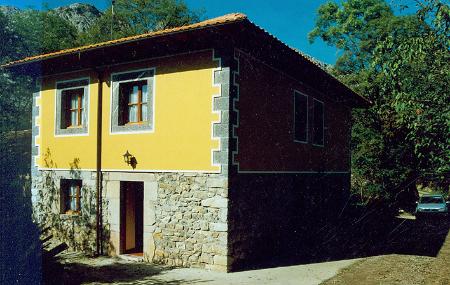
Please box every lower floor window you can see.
[60,179,82,214]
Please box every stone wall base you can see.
[32,170,230,271]
[31,169,98,254]
[228,172,350,271]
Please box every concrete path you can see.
[154,259,359,285]
[58,252,359,285]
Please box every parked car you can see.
[415,194,449,219]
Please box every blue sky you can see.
[0,0,419,64]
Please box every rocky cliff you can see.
[0,3,102,33]
[51,3,102,33]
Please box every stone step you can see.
[118,253,144,262]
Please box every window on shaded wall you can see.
[118,80,148,125]
[294,91,308,143]
[60,179,82,215]
[55,78,89,136]
[312,99,324,146]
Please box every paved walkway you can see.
[155,259,359,285]
[58,253,359,285]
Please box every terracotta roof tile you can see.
[1,13,247,68]
[1,12,369,105]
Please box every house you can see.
[2,13,369,272]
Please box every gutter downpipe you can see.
[95,69,104,256]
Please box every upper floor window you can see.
[119,81,148,125]
[55,78,89,136]
[111,69,155,133]
[60,179,82,215]
[62,88,84,128]
[294,91,308,143]
[312,99,324,146]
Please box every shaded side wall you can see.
[232,50,351,172]
[228,173,350,271]
[228,48,353,270]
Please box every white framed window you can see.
[294,91,308,143]
[55,78,89,136]
[312,98,324,146]
[111,68,155,133]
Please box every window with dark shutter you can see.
[294,91,308,143]
[312,99,324,146]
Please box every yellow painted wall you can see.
[37,50,221,172]
[38,70,98,170]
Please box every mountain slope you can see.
[51,3,102,33]
[0,3,102,33]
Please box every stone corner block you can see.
[205,264,228,273]
[206,177,228,188]
[201,196,228,208]
[210,222,227,232]
[213,255,229,266]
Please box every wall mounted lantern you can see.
[123,150,138,169]
[123,150,132,165]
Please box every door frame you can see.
[119,181,144,254]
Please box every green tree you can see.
[12,10,78,55]
[1,9,79,134]
[372,0,450,188]
[81,0,203,44]
[310,0,450,204]
[0,10,32,133]
[0,10,24,64]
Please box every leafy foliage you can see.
[372,0,450,184]
[311,0,450,204]
[0,10,23,63]
[0,9,79,133]
[80,0,203,44]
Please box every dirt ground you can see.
[322,216,450,285]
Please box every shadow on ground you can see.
[0,130,42,284]
[234,201,450,272]
[44,253,210,285]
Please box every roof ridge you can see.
[1,13,247,68]
[243,18,370,105]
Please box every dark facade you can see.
[226,48,356,270]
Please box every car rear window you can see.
[420,196,444,204]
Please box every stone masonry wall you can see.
[152,173,228,271]
[103,172,229,272]
[32,169,99,254]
